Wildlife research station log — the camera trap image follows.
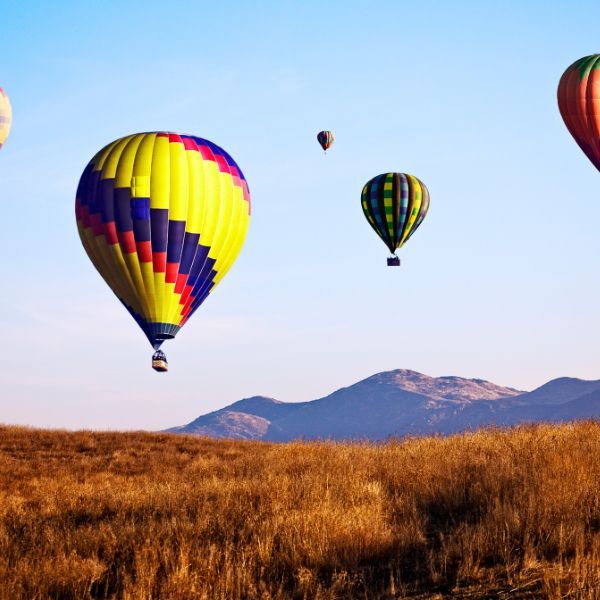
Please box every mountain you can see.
[509,377,600,405]
[165,396,308,440]
[438,377,600,434]
[165,369,600,441]
[259,370,522,441]
[164,368,600,441]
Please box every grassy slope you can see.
[0,422,599,599]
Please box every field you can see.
[0,422,599,599]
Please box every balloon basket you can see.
[387,256,400,267]
[152,350,168,373]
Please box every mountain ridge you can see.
[165,370,600,441]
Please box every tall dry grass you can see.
[0,422,599,599]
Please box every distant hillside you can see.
[166,396,309,440]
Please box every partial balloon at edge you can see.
[0,87,12,151]
[558,54,600,172]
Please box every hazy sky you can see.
[1,0,599,430]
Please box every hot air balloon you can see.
[317,130,334,153]
[361,173,429,266]
[75,132,251,371]
[0,87,12,150]
[558,54,600,171]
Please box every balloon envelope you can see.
[317,130,334,152]
[75,132,251,349]
[557,54,600,171]
[0,88,12,150]
[361,172,429,255]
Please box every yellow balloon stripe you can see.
[185,150,204,234]
[213,181,248,286]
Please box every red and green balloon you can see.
[558,54,600,171]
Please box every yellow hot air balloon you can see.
[0,87,12,150]
[75,132,251,371]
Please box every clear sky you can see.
[1,0,599,430]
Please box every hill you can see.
[166,369,600,440]
[1,422,599,598]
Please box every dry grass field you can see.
[0,422,599,599]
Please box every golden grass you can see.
[0,421,599,599]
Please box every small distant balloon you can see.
[75,132,251,371]
[317,130,334,153]
[558,54,600,172]
[0,88,12,150]
[361,173,429,266]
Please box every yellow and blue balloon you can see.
[75,132,251,369]
[361,172,429,266]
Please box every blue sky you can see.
[1,0,599,429]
